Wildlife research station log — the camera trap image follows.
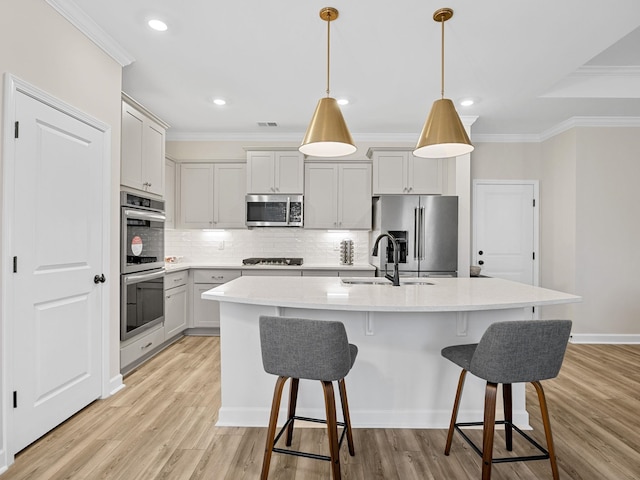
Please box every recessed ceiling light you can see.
[213,98,226,106]
[148,19,168,32]
[460,99,474,107]
[337,98,349,106]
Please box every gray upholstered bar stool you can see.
[258,315,358,480]
[441,319,572,480]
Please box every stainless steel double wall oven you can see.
[120,192,165,341]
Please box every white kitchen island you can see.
[202,276,580,429]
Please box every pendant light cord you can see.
[326,11,331,97]
[440,11,445,99]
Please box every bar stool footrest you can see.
[271,415,348,462]
[454,420,551,464]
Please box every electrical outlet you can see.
[333,242,340,251]
[218,241,224,250]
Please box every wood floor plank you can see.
[3,338,639,479]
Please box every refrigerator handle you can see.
[414,207,419,259]
[419,206,425,260]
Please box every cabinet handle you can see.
[211,275,224,280]
[141,342,153,350]
[166,294,171,299]
[173,278,182,282]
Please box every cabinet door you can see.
[165,158,176,228]
[275,152,304,194]
[409,156,443,194]
[179,164,214,228]
[143,120,165,196]
[121,101,145,191]
[247,152,275,193]
[213,164,246,228]
[372,152,408,194]
[164,284,187,339]
[193,283,221,328]
[338,164,372,229]
[304,164,338,229]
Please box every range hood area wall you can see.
[165,229,370,265]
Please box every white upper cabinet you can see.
[120,94,168,197]
[179,163,246,229]
[369,148,445,195]
[246,150,304,194]
[305,163,371,230]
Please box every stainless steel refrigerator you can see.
[371,195,458,276]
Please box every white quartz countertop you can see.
[201,276,581,312]
[164,262,375,273]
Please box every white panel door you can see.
[473,181,537,285]
[11,91,105,452]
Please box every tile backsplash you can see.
[165,228,371,265]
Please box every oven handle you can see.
[124,208,166,222]
[124,269,166,285]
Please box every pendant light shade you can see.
[414,8,473,159]
[300,97,356,157]
[414,98,473,158]
[300,7,356,157]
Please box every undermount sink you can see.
[340,277,392,285]
[399,278,435,286]
[340,277,435,286]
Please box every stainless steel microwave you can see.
[246,194,303,227]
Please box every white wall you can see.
[573,128,640,335]
[473,129,640,337]
[0,0,122,467]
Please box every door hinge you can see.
[13,256,17,273]
[14,121,19,139]
[13,391,17,408]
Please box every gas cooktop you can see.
[242,257,304,266]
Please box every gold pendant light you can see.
[300,7,356,157]
[414,8,473,159]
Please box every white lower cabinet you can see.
[164,270,188,339]
[120,325,165,371]
[192,269,241,329]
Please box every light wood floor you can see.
[3,337,640,479]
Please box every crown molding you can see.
[46,0,134,67]
[166,131,421,143]
[471,133,541,143]
[540,116,640,141]
[573,65,640,77]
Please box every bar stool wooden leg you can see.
[338,378,355,456]
[482,382,498,480]
[502,383,513,451]
[322,381,342,480]
[286,378,300,446]
[532,381,560,480]
[445,369,467,455]
[261,376,288,480]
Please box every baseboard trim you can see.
[570,333,640,344]
[109,374,125,396]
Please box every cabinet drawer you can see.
[193,269,241,284]
[120,325,165,368]
[165,270,188,288]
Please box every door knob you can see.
[478,260,484,266]
[478,250,484,255]
[94,274,106,284]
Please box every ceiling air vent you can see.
[257,122,278,127]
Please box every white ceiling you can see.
[53,0,640,142]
